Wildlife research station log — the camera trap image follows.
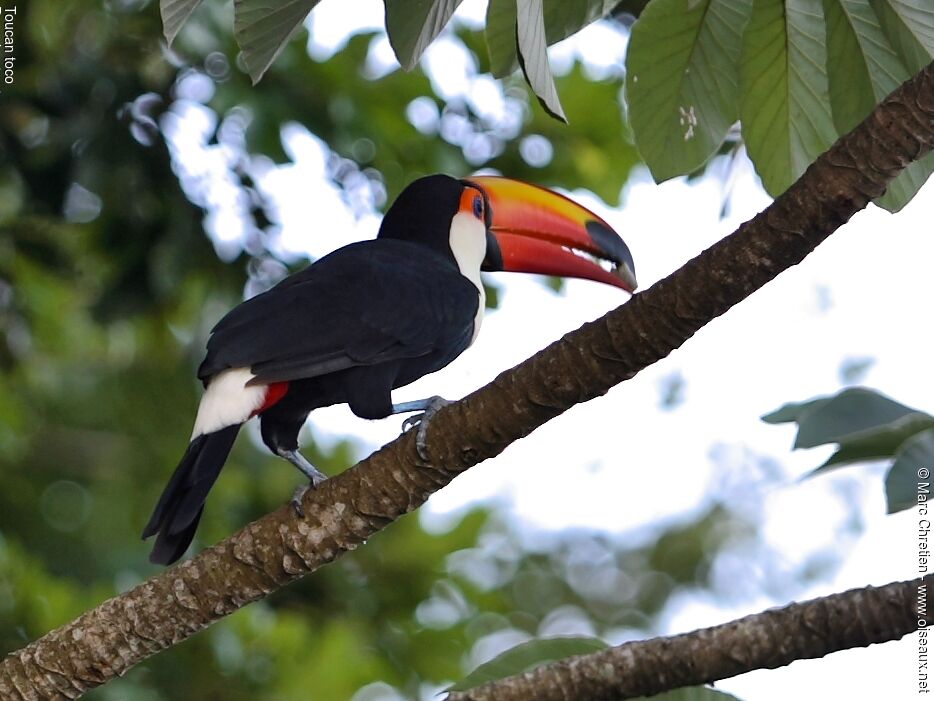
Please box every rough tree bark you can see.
[1,60,932,701]
[447,577,931,700]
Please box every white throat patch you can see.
[448,211,487,344]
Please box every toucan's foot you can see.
[395,395,452,461]
[277,448,328,517]
[290,483,311,518]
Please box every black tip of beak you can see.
[586,221,636,278]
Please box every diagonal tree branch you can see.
[2,61,933,700]
[447,577,931,701]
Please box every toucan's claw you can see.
[400,413,422,433]
[291,484,309,518]
[397,395,452,461]
[277,448,328,517]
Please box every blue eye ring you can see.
[472,194,484,219]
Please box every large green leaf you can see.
[486,0,618,78]
[765,388,934,490]
[449,636,609,691]
[740,0,837,197]
[762,396,830,424]
[160,0,205,45]
[516,0,567,122]
[486,0,520,77]
[234,0,322,84]
[824,0,934,212]
[885,428,934,513]
[385,0,465,71]
[540,0,619,54]
[870,0,934,211]
[763,387,925,447]
[625,0,752,182]
[869,0,934,74]
[809,412,934,474]
[823,0,890,136]
[791,387,920,449]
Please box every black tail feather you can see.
[143,424,241,565]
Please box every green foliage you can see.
[516,0,568,122]
[764,387,920,449]
[763,387,934,513]
[164,0,934,211]
[824,0,934,210]
[625,0,751,181]
[234,0,324,84]
[871,0,934,75]
[886,429,934,512]
[626,0,934,211]
[741,0,838,198]
[485,0,616,77]
[161,0,205,45]
[163,0,622,118]
[385,0,466,70]
[485,0,522,77]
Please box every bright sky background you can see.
[170,1,931,698]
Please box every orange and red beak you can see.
[465,176,637,293]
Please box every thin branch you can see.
[1,61,932,700]
[447,577,930,701]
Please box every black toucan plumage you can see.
[143,174,636,565]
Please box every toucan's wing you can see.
[197,240,479,385]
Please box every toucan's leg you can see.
[278,448,329,484]
[277,448,328,517]
[393,396,452,460]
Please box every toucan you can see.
[143,174,637,565]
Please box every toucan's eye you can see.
[472,195,484,219]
